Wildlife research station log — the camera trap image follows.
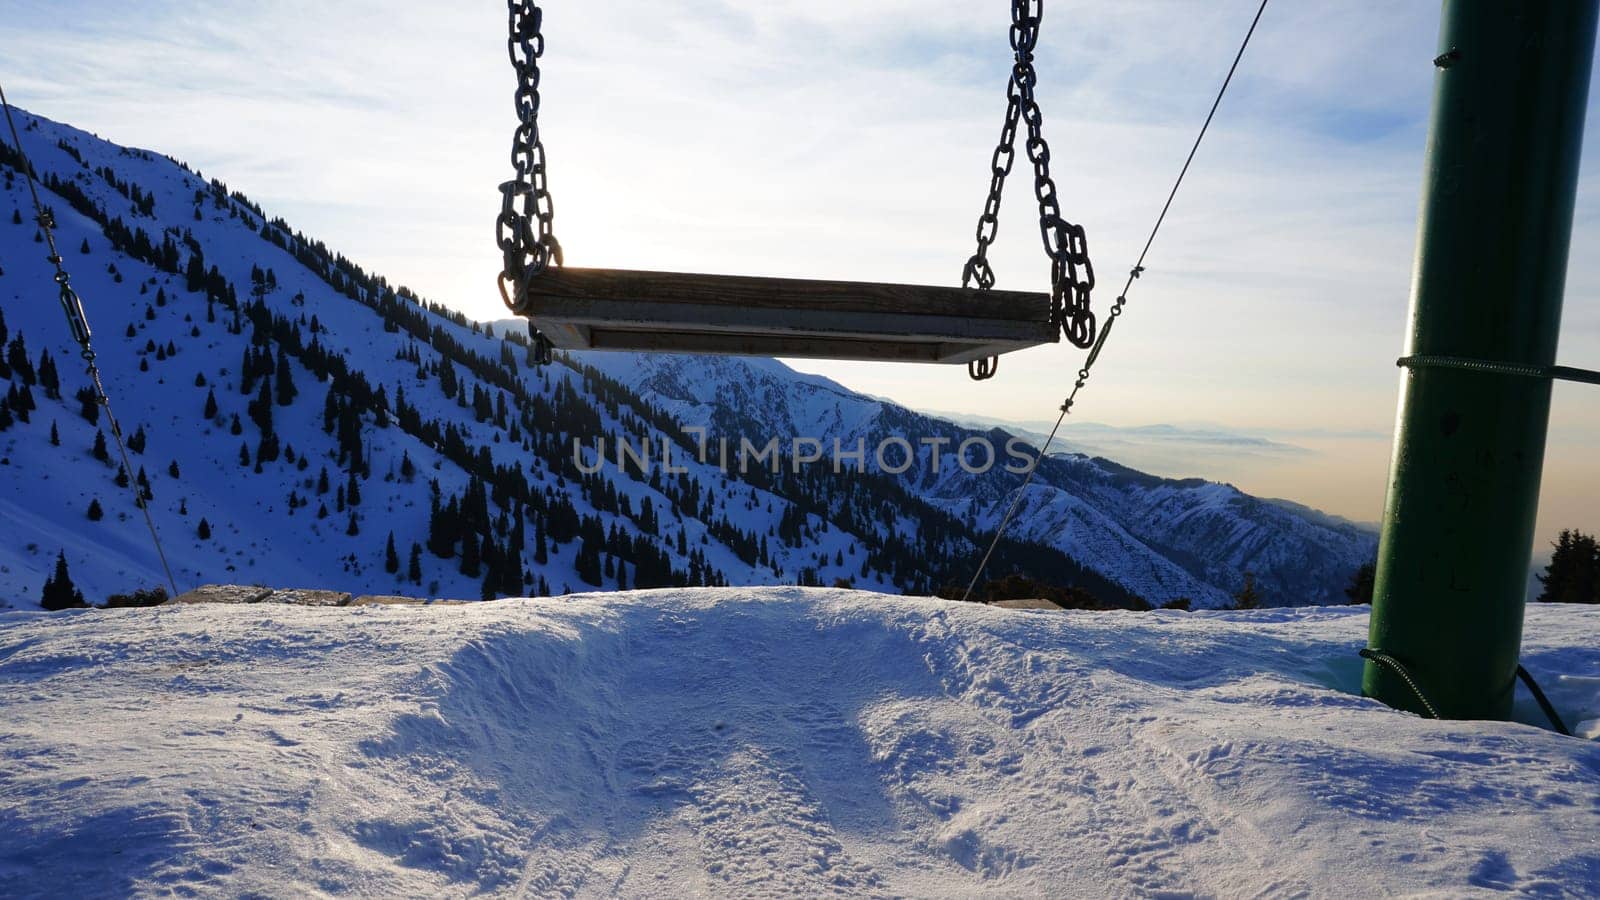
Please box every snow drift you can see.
[1,590,1596,897]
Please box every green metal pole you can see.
[1365,0,1599,720]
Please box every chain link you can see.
[498,0,559,365]
[962,0,1096,380]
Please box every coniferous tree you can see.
[203,388,218,419]
[438,357,458,399]
[49,420,59,446]
[197,517,212,539]
[384,532,400,574]
[249,379,273,434]
[79,237,90,254]
[427,492,456,558]
[255,431,280,464]
[459,527,481,577]
[322,387,339,434]
[1344,561,1376,605]
[92,430,109,462]
[576,537,602,586]
[37,350,59,398]
[274,347,297,405]
[4,385,26,422]
[346,511,360,537]
[408,542,423,584]
[1232,572,1262,610]
[1537,529,1600,604]
[7,336,34,384]
[41,551,87,610]
[86,498,103,521]
[75,386,98,423]
[238,348,256,396]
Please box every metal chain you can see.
[961,0,1270,599]
[497,0,560,365]
[0,84,181,598]
[962,0,1096,381]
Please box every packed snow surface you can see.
[1,589,1597,898]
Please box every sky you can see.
[3,0,1598,543]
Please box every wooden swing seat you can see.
[526,267,1059,364]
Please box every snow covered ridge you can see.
[587,354,1379,608]
[0,589,1595,897]
[0,107,1367,609]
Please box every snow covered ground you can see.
[0,590,1596,897]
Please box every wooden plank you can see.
[528,267,1050,322]
[576,329,1039,364]
[585,329,971,362]
[531,296,1057,346]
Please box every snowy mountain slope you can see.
[0,591,1594,897]
[0,110,967,605]
[0,108,1368,609]
[587,352,1377,606]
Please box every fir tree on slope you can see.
[1232,572,1262,610]
[41,551,88,610]
[1345,561,1376,605]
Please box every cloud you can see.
[4,0,1599,531]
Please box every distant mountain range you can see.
[584,353,1377,607]
[0,109,1374,609]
